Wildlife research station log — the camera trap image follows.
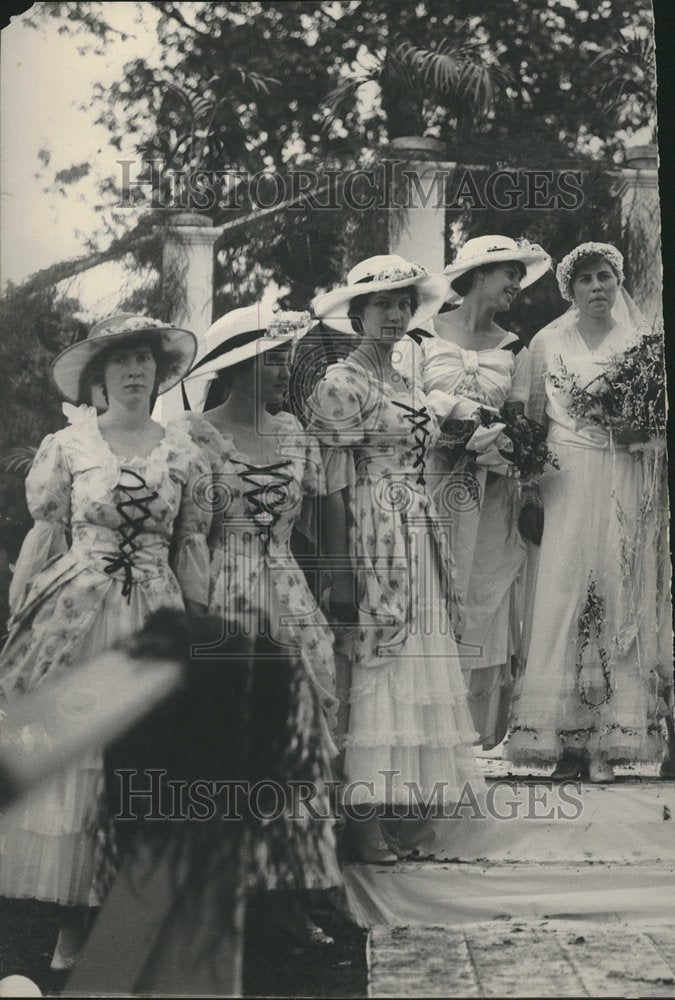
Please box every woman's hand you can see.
[518,503,544,545]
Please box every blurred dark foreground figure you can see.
[39,609,342,996]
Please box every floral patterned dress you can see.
[395,332,530,749]
[507,322,668,765]
[174,410,341,890]
[306,359,484,809]
[0,404,211,906]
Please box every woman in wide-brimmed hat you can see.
[0,313,212,968]
[306,255,485,862]
[394,235,551,754]
[173,303,342,946]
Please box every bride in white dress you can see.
[508,242,671,782]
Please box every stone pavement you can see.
[368,920,675,998]
[362,763,675,997]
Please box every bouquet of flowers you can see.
[549,332,666,438]
[439,406,559,482]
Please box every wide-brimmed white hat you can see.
[51,313,197,404]
[184,303,312,382]
[444,236,551,303]
[312,255,449,336]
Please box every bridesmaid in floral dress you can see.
[175,303,341,944]
[395,235,551,749]
[0,314,211,968]
[307,255,485,862]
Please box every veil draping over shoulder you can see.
[535,287,652,341]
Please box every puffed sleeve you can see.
[171,444,213,607]
[508,345,531,406]
[9,433,71,613]
[305,365,363,496]
[525,332,550,427]
[305,365,365,448]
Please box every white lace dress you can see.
[507,322,669,765]
[0,404,211,905]
[395,332,529,749]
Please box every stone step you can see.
[368,921,675,998]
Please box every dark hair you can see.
[570,252,620,291]
[451,260,527,298]
[77,333,186,410]
[203,355,256,411]
[347,285,421,334]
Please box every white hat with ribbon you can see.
[444,236,551,303]
[184,303,313,384]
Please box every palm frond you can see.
[391,38,512,114]
[322,74,371,129]
[0,447,38,476]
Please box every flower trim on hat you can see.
[358,262,428,284]
[100,315,169,335]
[516,237,548,256]
[265,310,312,339]
[380,262,427,282]
[556,243,624,303]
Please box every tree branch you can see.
[16,225,159,299]
[146,1,214,41]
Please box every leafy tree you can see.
[17,1,656,308]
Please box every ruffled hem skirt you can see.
[344,522,485,809]
[0,570,183,905]
[507,440,668,766]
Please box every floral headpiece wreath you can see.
[264,310,312,339]
[556,243,624,303]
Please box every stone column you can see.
[388,160,451,274]
[153,214,221,422]
[616,146,662,328]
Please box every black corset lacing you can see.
[393,401,431,486]
[103,468,159,603]
[235,459,293,549]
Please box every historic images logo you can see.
[118,159,584,213]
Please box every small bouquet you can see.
[549,332,666,439]
[440,406,558,482]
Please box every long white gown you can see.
[395,331,529,749]
[507,320,670,765]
